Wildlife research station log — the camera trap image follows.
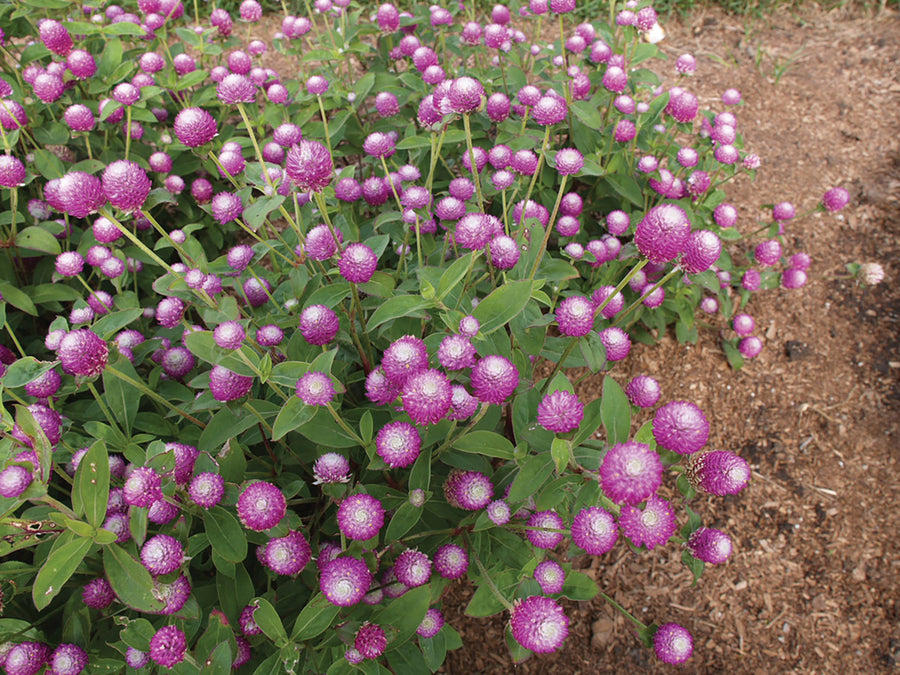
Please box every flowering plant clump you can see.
[0,0,865,672]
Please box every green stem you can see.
[124,106,132,160]
[526,173,568,280]
[325,402,365,446]
[4,321,25,357]
[104,365,206,428]
[469,540,513,611]
[39,495,79,521]
[86,382,124,437]
[614,266,681,328]
[599,592,647,631]
[236,103,274,189]
[434,405,489,456]
[462,114,485,213]
[514,126,551,240]
[316,95,333,157]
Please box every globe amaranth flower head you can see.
[337,493,385,541]
[686,450,750,495]
[433,543,469,579]
[444,470,493,510]
[123,466,162,508]
[555,294,594,337]
[237,480,286,531]
[534,559,565,594]
[417,608,445,638]
[382,335,429,386]
[600,441,663,505]
[653,623,694,665]
[531,95,568,125]
[313,452,351,484]
[4,642,51,675]
[526,510,565,550]
[537,390,584,433]
[687,527,733,564]
[402,368,452,425]
[0,155,26,188]
[82,577,115,609]
[285,140,333,192]
[355,622,388,660]
[682,230,722,274]
[338,242,378,283]
[437,334,477,371]
[211,191,244,224]
[264,530,312,575]
[653,400,709,455]
[295,371,335,406]
[102,160,151,212]
[174,107,217,147]
[140,534,184,576]
[471,355,519,404]
[510,596,569,653]
[822,186,850,212]
[571,505,618,555]
[555,148,584,175]
[635,203,692,264]
[48,643,88,675]
[209,365,254,401]
[320,556,372,606]
[149,625,187,668]
[188,472,225,508]
[447,76,484,114]
[625,375,661,408]
[393,548,432,588]
[217,73,257,104]
[362,131,396,158]
[57,328,108,377]
[619,495,677,550]
[0,465,32,499]
[375,421,422,468]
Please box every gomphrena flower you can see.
[625,375,661,408]
[57,328,108,377]
[417,609,445,638]
[338,242,378,283]
[365,367,401,405]
[858,262,885,286]
[237,481,286,531]
[337,493,385,541]
[681,230,722,274]
[653,623,694,665]
[382,335,429,385]
[355,623,388,660]
[555,295,594,337]
[0,465,32,499]
[526,510,565,550]
[534,559,565,594]
[140,534,184,576]
[264,530,312,575]
[217,73,256,104]
[687,527,733,564]
[82,578,115,609]
[39,19,72,55]
[393,549,432,587]
[298,304,340,345]
[313,453,351,484]
[600,441,664,505]
[3,642,51,675]
[599,327,631,362]
[211,192,243,225]
[48,644,88,675]
[285,140,333,192]
[320,556,372,606]
[213,321,245,350]
[433,543,469,579]
[295,371,335,406]
[149,625,187,668]
[755,239,782,268]
[509,596,569,653]
[652,400,709,455]
[537,390,584,433]
[686,450,751,496]
[209,365,253,402]
[571,506,617,555]
[0,155,26,188]
[401,368,452,426]
[444,470,493,510]
[486,499,511,525]
[437,334,477,371]
[554,148,584,175]
[375,421,422,468]
[102,160,151,212]
[619,495,677,550]
[123,466,162,508]
[470,355,519,404]
[822,186,850,212]
[635,203,692,264]
[188,472,224,509]
[531,95,568,125]
[174,107,217,147]
[362,131,396,158]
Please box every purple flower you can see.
[217,73,256,104]
[676,53,697,74]
[209,365,253,401]
[313,453,350,484]
[39,19,72,55]
[773,201,796,221]
[534,559,565,594]
[448,385,479,421]
[599,326,631,362]
[123,466,162,507]
[320,556,372,606]
[682,230,722,274]
[537,390,584,433]
[125,648,149,669]
[211,191,243,224]
[240,605,262,635]
[687,527,733,564]
[338,243,377,283]
[555,295,594,337]
[337,493,384,541]
[571,506,617,555]
[355,623,387,659]
[444,470,493,510]
[382,335,429,386]
[554,148,583,175]
[417,609,445,638]
[48,644,88,675]
[447,76,484,114]
[376,421,421,468]
[738,336,763,358]
[652,400,709,455]
[666,88,699,123]
[102,160,151,212]
[237,481,286,531]
[624,375,661,408]
[365,367,401,405]
[149,626,187,668]
[782,268,807,289]
[470,355,519,404]
[653,623,693,665]
[58,329,108,377]
[155,574,191,615]
[213,321,245,349]
[174,107,217,147]
[437,334,477,371]
[488,234,520,270]
[295,371,335,406]
[0,155,25,188]
[591,285,624,319]
[755,239,782,268]
[509,596,569,653]
[299,304,340,346]
[82,578,115,609]
[140,534,184,576]
[531,95,567,125]
[486,499,511,525]
[393,549,432,587]
[600,441,663,505]
[635,204,691,264]
[0,465,32,498]
[619,495,677,550]
[362,131,396,158]
[526,510,565,550]
[264,530,312,575]
[822,187,850,212]
[3,642,51,675]
[285,140,333,192]
[188,472,224,509]
[433,543,469,579]
[402,369,452,425]
[713,203,738,228]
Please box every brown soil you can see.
[441,6,900,675]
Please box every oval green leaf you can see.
[204,506,248,563]
[32,536,93,610]
[291,592,342,641]
[103,544,165,613]
[471,280,533,335]
[451,431,515,459]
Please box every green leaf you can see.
[0,281,37,315]
[271,395,317,441]
[1,358,57,389]
[102,356,141,435]
[32,536,92,610]
[465,572,514,617]
[374,584,430,645]
[30,283,82,305]
[184,331,257,377]
[604,173,644,207]
[451,431,515,459]
[681,550,705,584]
[291,592,342,641]
[600,376,631,445]
[507,455,553,503]
[120,618,156,651]
[420,632,446,673]
[366,295,431,332]
[32,149,65,179]
[383,501,423,542]
[550,438,570,474]
[200,642,233,675]
[204,506,248,563]
[73,441,110,528]
[104,21,146,35]
[409,447,431,491]
[103,544,165,613]
[252,598,287,643]
[471,280,533,335]
[242,195,285,230]
[199,406,260,453]
[570,100,604,130]
[217,563,254,625]
[435,253,474,301]
[91,309,144,341]
[722,340,744,370]
[16,226,60,255]
[559,570,599,601]
[571,398,603,447]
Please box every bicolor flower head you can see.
[49,644,88,675]
[0,465,32,499]
[375,421,422,468]
[102,160,151,212]
[599,326,631,362]
[619,495,677,550]
[571,506,618,555]
[653,400,709,455]
[443,470,493,510]
[624,375,661,408]
[82,578,115,609]
[509,596,569,653]
[653,623,694,665]
[686,450,751,496]
[433,543,469,579]
[140,534,184,576]
[57,329,108,377]
[365,366,401,405]
[682,230,722,274]
[209,365,253,401]
[237,481,286,531]
[417,609,445,638]
[188,472,225,509]
[264,530,312,575]
[537,390,584,433]
[285,140,333,192]
[600,441,663,505]
[123,466,162,507]
[149,626,187,668]
[320,556,372,606]
[534,559,565,594]
[687,527,733,564]
[382,335,429,386]
[3,642,51,675]
[526,510,565,550]
[393,549,432,588]
[402,368,452,426]
[822,187,850,212]
[338,243,377,283]
[295,371,335,406]
[313,453,351,484]
[355,623,388,659]
[555,295,594,337]
[337,493,385,541]
[470,355,519,404]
